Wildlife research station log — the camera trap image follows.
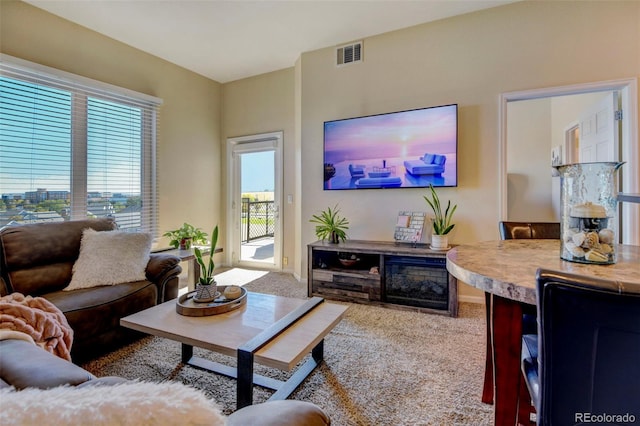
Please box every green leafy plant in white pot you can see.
[310,204,349,244]
[424,184,457,250]
[193,225,219,302]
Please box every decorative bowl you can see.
[339,258,359,267]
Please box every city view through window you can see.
[0,189,142,229]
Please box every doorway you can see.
[564,124,579,164]
[227,132,283,270]
[499,78,639,245]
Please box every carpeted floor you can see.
[81,268,494,425]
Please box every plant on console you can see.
[310,204,349,244]
[424,184,457,235]
[424,184,456,249]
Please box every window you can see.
[0,55,161,235]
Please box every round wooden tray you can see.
[176,285,247,317]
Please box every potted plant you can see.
[163,223,208,250]
[310,204,349,244]
[193,225,219,302]
[423,184,457,250]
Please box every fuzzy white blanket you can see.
[0,381,226,426]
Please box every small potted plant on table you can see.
[163,223,208,250]
[424,184,457,250]
[193,225,219,302]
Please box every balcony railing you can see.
[241,199,275,243]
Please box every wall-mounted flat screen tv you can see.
[323,103,458,190]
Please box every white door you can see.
[578,92,619,162]
[227,132,283,270]
[575,91,631,244]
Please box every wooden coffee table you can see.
[120,292,348,409]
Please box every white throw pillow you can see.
[0,381,226,426]
[65,229,152,291]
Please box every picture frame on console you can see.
[394,211,426,245]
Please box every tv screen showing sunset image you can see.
[323,104,457,190]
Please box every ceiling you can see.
[26,0,516,83]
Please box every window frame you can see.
[0,54,162,236]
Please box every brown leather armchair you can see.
[0,218,182,362]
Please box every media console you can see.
[308,240,458,317]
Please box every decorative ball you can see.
[223,285,242,300]
[598,228,615,244]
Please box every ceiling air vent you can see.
[336,41,362,66]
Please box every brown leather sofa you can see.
[0,218,182,362]
[0,338,331,425]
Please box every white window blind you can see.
[0,54,161,235]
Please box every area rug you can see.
[81,269,494,425]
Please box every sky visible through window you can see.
[87,97,142,195]
[0,76,142,196]
[0,77,72,193]
[241,150,274,193]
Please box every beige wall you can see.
[0,1,223,259]
[221,68,295,270]
[298,0,639,300]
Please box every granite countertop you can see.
[446,239,640,304]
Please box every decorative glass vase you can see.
[555,162,624,264]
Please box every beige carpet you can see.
[82,268,493,425]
